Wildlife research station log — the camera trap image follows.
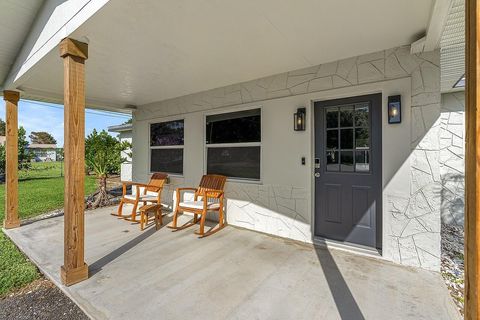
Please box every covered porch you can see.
[1,0,480,318]
[4,206,460,320]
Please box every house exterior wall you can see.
[119,131,132,181]
[132,45,442,271]
[30,149,56,162]
[440,92,465,227]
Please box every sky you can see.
[0,99,131,146]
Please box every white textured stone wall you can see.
[384,50,442,271]
[440,92,465,227]
[136,47,438,123]
[120,163,132,182]
[134,45,441,270]
[225,183,309,243]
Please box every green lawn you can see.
[0,162,98,297]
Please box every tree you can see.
[29,131,57,144]
[0,118,5,136]
[0,126,31,173]
[122,118,132,125]
[85,129,130,208]
[0,144,5,174]
[56,148,64,162]
[18,127,31,169]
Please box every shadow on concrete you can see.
[315,246,365,320]
[89,215,172,276]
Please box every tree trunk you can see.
[92,175,110,208]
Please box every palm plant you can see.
[85,129,130,208]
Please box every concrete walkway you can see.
[4,206,460,320]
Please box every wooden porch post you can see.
[59,38,88,286]
[465,1,480,318]
[3,90,19,229]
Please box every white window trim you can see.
[148,118,185,177]
[203,106,263,183]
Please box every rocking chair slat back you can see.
[195,174,227,198]
[147,172,168,192]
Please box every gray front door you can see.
[314,94,382,249]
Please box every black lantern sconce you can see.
[294,107,306,131]
[388,95,401,124]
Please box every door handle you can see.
[314,172,320,178]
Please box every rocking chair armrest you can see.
[122,181,162,188]
[204,190,224,199]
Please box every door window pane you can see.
[326,108,338,128]
[355,128,369,148]
[326,130,339,149]
[207,146,260,180]
[340,106,354,127]
[326,150,339,172]
[355,150,370,172]
[322,102,372,174]
[150,149,183,174]
[340,151,354,172]
[150,120,184,146]
[340,129,353,149]
[355,104,369,127]
[206,109,260,144]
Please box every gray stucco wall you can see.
[133,45,442,271]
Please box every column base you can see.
[61,263,88,286]
[3,219,20,229]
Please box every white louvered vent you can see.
[441,0,465,92]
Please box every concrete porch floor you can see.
[4,206,460,320]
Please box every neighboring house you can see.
[0,0,468,273]
[27,144,57,162]
[108,123,132,181]
[0,136,5,146]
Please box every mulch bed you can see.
[0,278,88,320]
[441,223,465,316]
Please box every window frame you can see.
[148,117,185,177]
[203,106,263,183]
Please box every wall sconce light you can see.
[294,107,306,131]
[388,95,401,124]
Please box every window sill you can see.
[148,172,184,183]
[225,178,262,185]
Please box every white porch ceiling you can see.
[12,0,434,111]
[0,0,45,88]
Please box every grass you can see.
[0,233,39,297]
[0,162,98,297]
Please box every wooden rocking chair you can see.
[116,172,168,222]
[169,174,227,237]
